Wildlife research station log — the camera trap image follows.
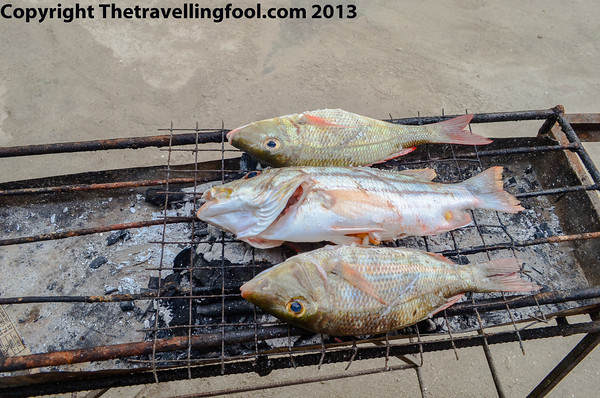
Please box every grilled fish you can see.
[240,245,540,336]
[197,166,523,249]
[226,109,491,167]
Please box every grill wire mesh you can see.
[1,107,600,397]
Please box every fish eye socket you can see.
[263,137,281,152]
[286,298,306,317]
[244,170,261,179]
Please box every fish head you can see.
[196,168,311,239]
[226,116,300,167]
[240,255,328,332]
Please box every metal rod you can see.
[437,231,600,257]
[0,217,193,246]
[0,178,198,196]
[526,313,600,398]
[0,325,303,372]
[480,329,506,398]
[384,107,559,125]
[0,131,224,158]
[515,184,599,198]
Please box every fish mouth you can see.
[240,283,250,299]
[226,128,239,145]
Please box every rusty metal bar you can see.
[384,107,559,125]
[0,217,193,246]
[0,293,158,305]
[0,131,224,158]
[515,184,599,198]
[564,113,600,142]
[0,178,198,196]
[0,326,302,372]
[437,231,600,257]
[527,313,600,398]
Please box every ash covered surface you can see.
[1,136,598,374]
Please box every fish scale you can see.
[240,245,539,336]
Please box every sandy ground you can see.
[1,0,600,397]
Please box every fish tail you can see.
[429,115,492,145]
[473,258,541,292]
[461,166,524,213]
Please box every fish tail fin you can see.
[473,258,541,292]
[461,166,524,213]
[430,115,492,145]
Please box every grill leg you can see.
[526,326,600,398]
[480,334,507,398]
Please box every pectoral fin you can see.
[371,147,417,164]
[398,168,437,181]
[442,210,473,230]
[427,293,465,317]
[333,260,388,305]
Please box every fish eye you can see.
[263,137,281,152]
[286,298,306,317]
[244,170,261,179]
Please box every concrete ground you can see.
[1,0,599,397]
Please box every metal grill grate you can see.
[1,106,599,398]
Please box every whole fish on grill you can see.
[226,109,491,167]
[196,166,523,249]
[240,245,540,336]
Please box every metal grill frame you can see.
[1,106,599,398]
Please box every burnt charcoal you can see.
[174,247,193,270]
[148,276,159,290]
[416,318,437,333]
[120,301,135,312]
[166,298,192,332]
[106,230,131,246]
[507,176,517,186]
[194,264,256,289]
[240,153,259,172]
[525,165,533,174]
[533,222,553,239]
[196,300,254,317]
[161,272,183,293]
[253,355,274,376]
[145,187,185,206]
[89,256,108,269]
[193,228,209,238]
